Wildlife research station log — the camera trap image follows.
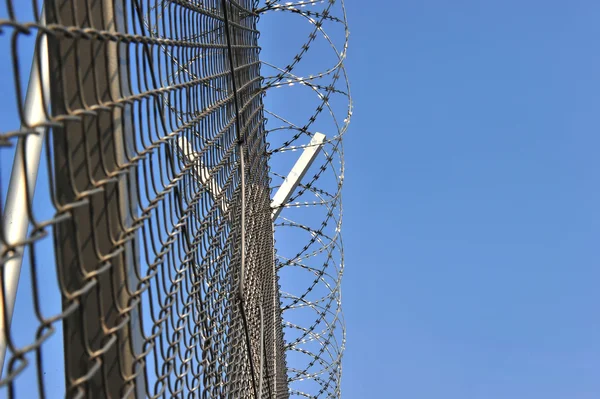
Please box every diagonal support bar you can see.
[0,10,50,374]
[176,136,229,215]
[271,132,326,220]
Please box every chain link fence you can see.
[0,0,289,397]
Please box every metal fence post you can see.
[45,0,144,396]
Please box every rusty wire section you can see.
[258,0,351,397]
[0,0,289,397]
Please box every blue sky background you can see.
[339,1,600,398]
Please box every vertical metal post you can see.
[46,0,144,396]
[0,10,50,374]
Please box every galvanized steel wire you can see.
[0,0,289,397]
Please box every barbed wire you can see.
[258,0,351,397]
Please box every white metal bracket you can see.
[271,132,326,220]
[176,136,229,215]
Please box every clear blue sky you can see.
[339,1,600,398]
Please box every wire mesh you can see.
[0,0,290,397]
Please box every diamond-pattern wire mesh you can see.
[0,0,289,397]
